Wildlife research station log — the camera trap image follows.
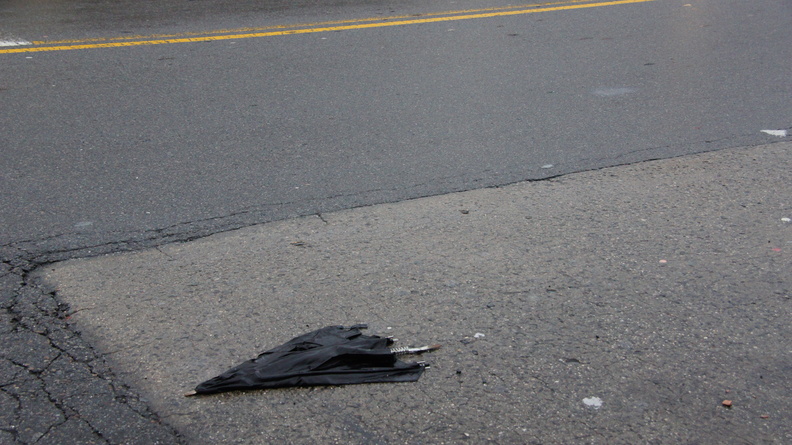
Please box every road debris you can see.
[186,324,439,396]
[583,397,603,409]
[761,129,788,137]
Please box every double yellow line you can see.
[0,0,652,54]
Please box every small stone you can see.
[722,400,732,407]
[583,397,603,409]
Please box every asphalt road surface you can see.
[2,0,790,261]
[2,0,791,443]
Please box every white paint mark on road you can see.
[583,397,603,408]
[541,164,554,169]
[761,129,788,137]
[0,39,31,47]
[592,87,637,97]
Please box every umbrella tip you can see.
[390,343,442,356]
[184,390,198,397]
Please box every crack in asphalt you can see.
[1,262,184,444]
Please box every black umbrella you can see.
[186,324,439,396]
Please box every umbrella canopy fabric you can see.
[191,324,426,395]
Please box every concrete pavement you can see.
[5,141,791,443]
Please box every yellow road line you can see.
[1,0,653,54]
[29,0,598,45]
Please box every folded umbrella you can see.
[186,324,439,396]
